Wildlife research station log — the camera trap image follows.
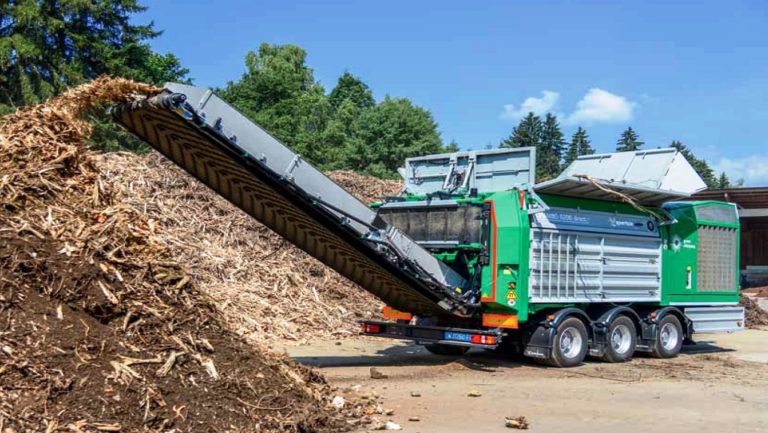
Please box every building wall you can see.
[741,217,768,267]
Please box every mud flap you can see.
[523,324,555,360]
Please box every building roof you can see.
[691,187,768,210]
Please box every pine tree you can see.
[563,127,594,166]
[539,114,566,180]
[616,127,644,152]
[717,172,732,189]
[669,140,717,188]
[500,112,542,149]
[0,0,187,110]
[445,140,460,152]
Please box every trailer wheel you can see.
[424,344,470,356]
[549,317,588,368]
[601,315,637,363]
[651,315,683,358]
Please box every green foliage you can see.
[670,140,717,188]
[500,112,542,149]
[717,172,732,189]
[445,139,460,152]
[329,72,375,111]
[563,127,594,166]
[500,112,565,181]
[0,0,190,152]
[350,97,445,178]
[221,43,451,177]
[616,127,644,152]
[538,114,565,180]
[220,44,338,167]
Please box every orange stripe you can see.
[481,200,497,302]
[382,306,412,321]
[482,313,519,329]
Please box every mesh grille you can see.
[697,225,738,292]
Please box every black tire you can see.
[424,344,470,356]
[601,315,637,363]
[651,315,683,358]
[548,317,589,368]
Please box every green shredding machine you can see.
[113,83,745,367]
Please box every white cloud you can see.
[565,88,636,124]
[500,88,637,125]
[713,155,768,186]
[500,90,560,120]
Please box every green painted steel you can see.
[378,189,740,326]
[661,201,740,305]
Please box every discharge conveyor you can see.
[112,84,474,317]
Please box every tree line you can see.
[218,44,455,178]
[500,113,734,188]
[1,0,736,187]
[0,1,453,179]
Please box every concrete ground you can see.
[283,329,768,433]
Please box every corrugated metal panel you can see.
[685,306,745,333]
[697,225,739,292]
[529,208,661,303]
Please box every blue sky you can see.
[137,0,768,185]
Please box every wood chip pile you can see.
[0,77,374,432]
[94,157,399,345]
[741,294,768,328]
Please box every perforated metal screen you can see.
[697,225,738,292]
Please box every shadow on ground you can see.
[291,338,734,370]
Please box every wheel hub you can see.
[559,327,583,359]
[610,324,632,354]
[660,322,679,351]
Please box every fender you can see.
[523,308,592,360]
[636,306,693,351]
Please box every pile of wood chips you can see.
[741,294,768,328]
[0,77,376,432]
[94,156,400,345]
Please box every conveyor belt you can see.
[112,87,476,317]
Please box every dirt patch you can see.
[0,77,367,432]
[742,286,768,298]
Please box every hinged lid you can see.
[535,148,707,206]
[401,147,536,195]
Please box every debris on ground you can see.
[332,395,347,409]
[96,154,397,345]
[410,391,422,397]
[408,416,421,422]
[468,389,483,397]
[370,367,389,379]
[505,416,530,429]
[0,77,368,432]
[384,421,403,430]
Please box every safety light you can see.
[361,323,381,334]
[470,334,497,345]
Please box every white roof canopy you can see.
[535,148,707,206]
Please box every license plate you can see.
[444,331,471,342]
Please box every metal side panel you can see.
[529,207,661,303]
[111,88,471,317]
[685,306,745,333]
